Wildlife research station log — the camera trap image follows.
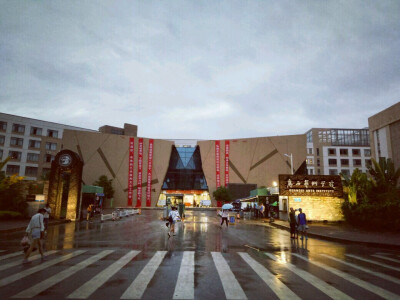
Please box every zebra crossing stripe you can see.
[67,250,140,299]
[265,253,353,300]
[0,250,58,271]
[121,251,167,299]
[12,250,114,298]
[292,253,399,300]
[0,250,86,288]
[238,252,300,300]
[0,251,23,261]
[372,254,400,264]
[173,251,195,299]
[321,254,400,285]
[344,254,400,272]
[211,252,247,300]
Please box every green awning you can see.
[249,188,270,197]
[82,185,104,194]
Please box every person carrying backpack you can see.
[168,206,180,237]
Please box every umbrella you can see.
[270,201,278,206]
[222,204,233,210]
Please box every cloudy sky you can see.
[1,1,399,140]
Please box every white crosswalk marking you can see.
[67,250,141,299]
[238,252,300,300]
[321,254,400,285]
[211,252,247,300]
[173,251,195,299]
[265,253,354,300]
[121,251,167,299]
[12,250,114,298]
[292,253,400,300]
[372,254,400,263]
[0,251,58,271]
[0,251,23,261]
[0,250,86,288]
[345,254,400,272]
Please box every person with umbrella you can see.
[220,204,232,228]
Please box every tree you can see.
[368,158,400,193]
[93,175,114,199]
[213,186,232,203]
[340,168,370,204]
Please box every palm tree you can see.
[340,168,369,204]
[368,158,400,191]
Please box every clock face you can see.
[59,154,72,167]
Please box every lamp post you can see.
[284,153,293,175]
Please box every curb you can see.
[268,221,400,250]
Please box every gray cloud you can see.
[0,0,399,140]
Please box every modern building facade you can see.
[0,113,96,180]
[305,128,371,176]
[368,101,400,172]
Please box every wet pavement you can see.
[0,210,399,299]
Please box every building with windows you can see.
[305,128,371,176]
[0,113,95,180]
[368,101,400,172]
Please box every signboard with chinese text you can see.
[127,138,135,206]
[215,140,221,188]
[145,139,154,207]
[136,138,144,207]
[224,140,230,187]
[279,174,343,197]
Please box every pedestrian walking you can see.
[168,206,180,237]
[259,203,265,218]
[43,203,51,232]
[87,204,93,221]
[220,209,229,227]
[23,208,46,264]
[288,207,297,239]
[297,208,308,240]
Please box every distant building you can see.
[368,101,400,171]
[99,123,137,136]
[0,113,95,180]
[305,128,371,176]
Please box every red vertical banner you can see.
[127,138,135,206]
[215,140,221,188]
[224,140,230,187]
[136,138,144,207]
[146,139,154,207]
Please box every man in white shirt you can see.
[43,204,51,231]
[168,206,181,237]
[23,208,46,264]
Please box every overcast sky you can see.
[0,1,399,140]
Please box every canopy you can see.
[249,188,270,197]
[82,185,104,194]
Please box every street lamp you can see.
[284,153,293,175]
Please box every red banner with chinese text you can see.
[215,140,221,188]
[224,140,230,187]
[127,138,135,206]
[146,139,154,207]
[136,138,144,207]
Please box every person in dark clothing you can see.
[288,207,297,239]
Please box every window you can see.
[25,166,38,177]
[316,148,319,156]
[341,159,349,166]
[30,127,42,136]
[8,151,22,161]
[27,153,40,162]
[329,169,338,175]
[29,139,41,148]
[306,131,313,142]
[308,169,314,175]
[317,159,320,166]
[12,123,25,134]
[47,129,59,138]
[6,164,20,175]
[364,149,371,157]
[10,137,23,147]
[365,159,372,168]
[352,149,361,156]
[353,159,362,167]
[328,148,336,155]
[340,149,348,155]
[0,121,7,131]
[44,154,54,163]
[306,158,313,165]
[341,169,350,176]
[0,135,4,145]
[0,149,3,160]
[317,169,321,175]
[307,148,313,155]
[45,142,57,151]
[328,159,337,166]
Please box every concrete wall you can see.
[62,130,173,207]
[288,196,344,221]
[199,135,306,205]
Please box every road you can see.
[0,210,399,299]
